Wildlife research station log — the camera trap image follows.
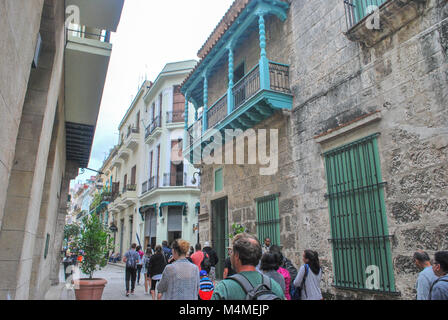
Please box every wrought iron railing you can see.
[233,65,260,110]
[166,111,185,123]
[145,116,162,138]
[66,28,111,43]
[207,94,228,129]
[163,172,187,187]
[186,61,291,146]
[188,117,202,147]
[344,0,388,30]
[126,126,139,138]
[141,176,158,195]
[122,184,137,194]
[269,62,291,94]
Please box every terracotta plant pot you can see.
[73,278,107,300]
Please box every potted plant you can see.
[72,213,114,300]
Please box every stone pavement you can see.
[56,263,154,300]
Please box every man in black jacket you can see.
[203,241,219,282]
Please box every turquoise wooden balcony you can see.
[181,0,292,158]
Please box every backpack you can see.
[291,264,309,300]
[429,278,448,300]
[228,273,282,300]
[126,250,138,269]
[201,251,211,273]
[145,256,151,270]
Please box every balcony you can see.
[117,144,130,161]
[186,61,292,150]
[181,0,292,158]
[141,176,159,196]
[163,172,187,187]
[145,116,162,144]
[125,127,139,151]
[121,184,137,207]
[344,0,427,47]
[166,111,185,129]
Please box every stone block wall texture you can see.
[0,0,45,230]
[287,0,448,299]
[199,0,447,299]
[0,0,69,300]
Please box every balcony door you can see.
[131,166,136,186]
[123,174,127,191]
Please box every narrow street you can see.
[60,264,153,300]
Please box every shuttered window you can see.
[324,133,396,293]
[354,0,386,24]
[215,168,223,192]
[256,194,280,246]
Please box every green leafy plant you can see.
[75,214,114,279]
[228,223,247,240]
[64,223,80,245]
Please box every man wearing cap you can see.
[203,241,219,283]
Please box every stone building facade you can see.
[0,0,123,299]
[182,0,447,299]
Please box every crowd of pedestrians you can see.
[118,234,448,300]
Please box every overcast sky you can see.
[73,0,234,184]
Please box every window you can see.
[214,168,223,192]
[345,0,387,28]
[44,234,50,259]
[324,133,396,293]
[256,195,280,246]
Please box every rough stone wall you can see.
[0,0,45,229]
[287,0,448,299]
[198,111,296,251]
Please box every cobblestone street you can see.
[60,264,154,300]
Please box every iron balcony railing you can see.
[126,126,139,138]
[207,94,228,129]
[188,116,202,147]
[122,184,137,194]
[141,176,158,195]
[145,116,162,138]
[233,64,260,110]
[344,0,388,30]
[66,28,111,43]
[163,172,187,187]
[166,111,185,124]
[187,61,290,148]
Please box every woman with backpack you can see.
[293,250,323,300]
[148,245,167,300]
[142,247,153,295]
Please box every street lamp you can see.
[191,171,201,185]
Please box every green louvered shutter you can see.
[215,168,223,192]
[324,133,396,293]
[256,195,280,246]
[353,0,387,24]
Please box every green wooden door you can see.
[212,198,228,280]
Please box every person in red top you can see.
[191,243,207,271]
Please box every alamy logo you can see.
[365,5,380,30]
[65,5,80,28]
[365,265,380,290]
[190,128,279,176]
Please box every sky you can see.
[72,0,235,185]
